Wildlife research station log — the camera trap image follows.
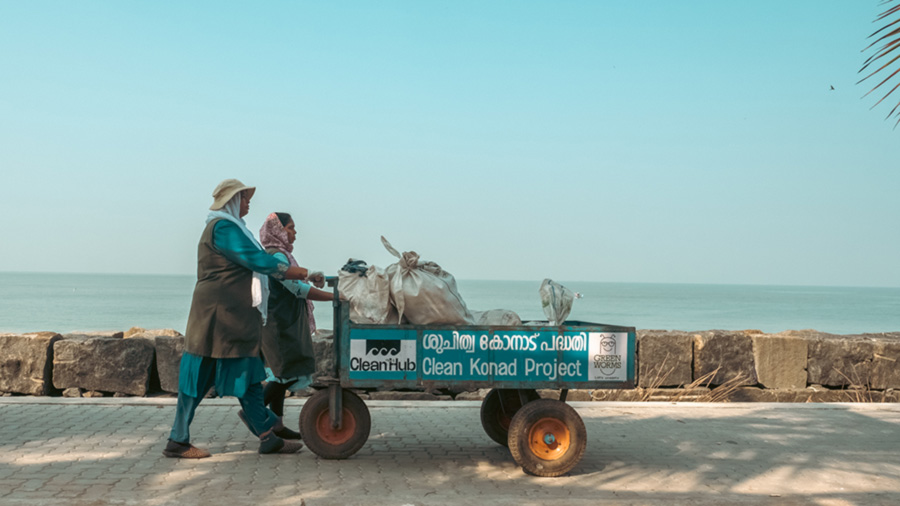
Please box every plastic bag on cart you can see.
[338,260,395,324]
[539,279,582,325]
[471,309,522,326]
[382,236,475,325]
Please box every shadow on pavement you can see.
[0,402,898,505]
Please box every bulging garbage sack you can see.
[471,309,522,326]
[338,260,393,324]
[382,236,474,325]
[539,279,581,325]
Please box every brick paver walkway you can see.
[0,398,898,505]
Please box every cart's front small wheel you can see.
[480,389,539,447]
[299,388,370,459]
[508,399,586,477]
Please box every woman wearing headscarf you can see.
[163,179,321,458]
[252,212,333,438]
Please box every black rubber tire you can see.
[299,388,371,459]
[508,399,587,477]
[480,389,539,447]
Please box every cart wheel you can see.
[299,388,371,459]
[508,399,586,477]
[480,389,539,447]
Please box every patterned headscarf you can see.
[259,213,297,266]
[259,213,317,333]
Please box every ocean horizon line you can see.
[1,271,897,335]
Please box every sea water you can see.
[0,272,897,335]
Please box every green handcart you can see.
[299,279,636,477]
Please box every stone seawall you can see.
[1,327,898,402]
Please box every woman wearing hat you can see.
[163,178,322,458]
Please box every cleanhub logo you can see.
[350,339,417,372]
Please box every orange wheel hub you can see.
[315,408,357,445]
[527,417,570,461]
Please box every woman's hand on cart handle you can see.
[309,271,326,288]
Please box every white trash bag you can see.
[382,236,474,325]
[471,309,522,326]
[539,279,582,325]
[338,260,394,324]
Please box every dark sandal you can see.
[259,433,303,454]
[162,439,211,459]
[273,425,303,440]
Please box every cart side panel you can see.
[341,326,418,385]
[342,323,635,391]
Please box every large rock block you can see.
[806,331,900,389]
[637,330,693,387]
[154,334,185,393]
[753,333,808,389]
[123,328,185,394]
[857,333,900,390]
[804,331,879,387]
[0,332,62,395]
[692,331,757,386]
[53,336,156,396]
[312,329,335,381]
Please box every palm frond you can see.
[860,0,900,128]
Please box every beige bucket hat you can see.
[210,179,256,210]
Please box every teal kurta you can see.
[178,353,267,399]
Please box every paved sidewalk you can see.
[0,398,898,506]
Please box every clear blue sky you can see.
[1,1,897,287]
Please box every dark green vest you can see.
[184,219,263,358]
